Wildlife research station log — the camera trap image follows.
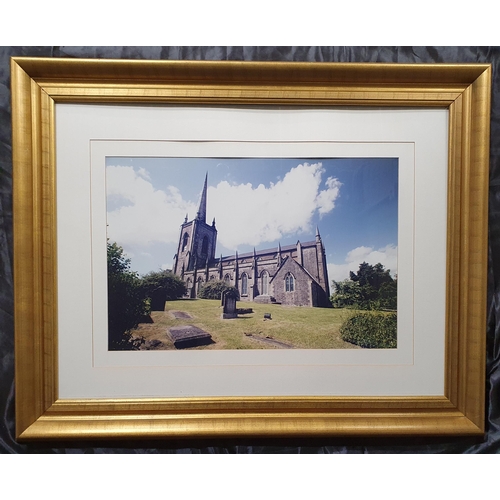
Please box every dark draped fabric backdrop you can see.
[1,46,499,453]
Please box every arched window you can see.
[261,271,269,295]
[224,274,231,284]
[182,232,189,252]
[285,273,295,292]
[241,273,248,295]
[201,236,208,255]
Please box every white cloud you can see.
[316,176,341,215]
[208,162,341,249]
[327,244,398,283]
[137,167,151,181]
[106,162,341,264]
[106,165,198,250]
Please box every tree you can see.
[378,279,398,310]
[349,262,393,290]
[141,270,187,310]
[331,262,397,310]
[330,279,364,308]
[107,242,148,349]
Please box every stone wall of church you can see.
[242,260,278,301]
[177,229,330,306]
[272,258,312,306]
[301,245,321,285]
[311,279,330,307]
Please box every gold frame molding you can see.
[12,57,491,440]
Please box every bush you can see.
[107,242,148,350]
[141,270,186,310]
[198,280,239,300]
[339,312,397,348]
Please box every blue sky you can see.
[105,157,398,283]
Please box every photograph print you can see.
[106,157,398,351]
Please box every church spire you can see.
[196,172,208,223]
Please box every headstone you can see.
[168,325,213,349]
[221,290,237,319]
[236,307,253,314]
[170,310,193,320]
[264,313,272,320]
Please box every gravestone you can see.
[170,310,193,320]
[221,290,237,319]
[168,325,213,349]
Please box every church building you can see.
[172,174,331,307]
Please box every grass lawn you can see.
[131,298,360,350]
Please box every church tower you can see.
[173,173,217,276]
[315,226,330,299]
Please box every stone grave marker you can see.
[168,325,213,349]
[221,290,237,319]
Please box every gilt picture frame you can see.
[12,57,490,439]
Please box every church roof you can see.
[269,255,321,287]
[218,240,317,262]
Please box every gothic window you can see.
[224,274,231,284]
[201,236,208,255]
[285,273,295,292]
[261,271,269,295]
[241,273,248,295]
[182,232,189,252]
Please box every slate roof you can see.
[217,240,317,263]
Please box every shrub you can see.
[141,270,187,310]
[198,280,239,300]
[339,312,397,348]
[107,242,149,350]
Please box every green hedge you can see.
[198,280,239,300]
[141,270,187,310]
[339,312,397,348]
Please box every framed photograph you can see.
[12,58,490,439]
